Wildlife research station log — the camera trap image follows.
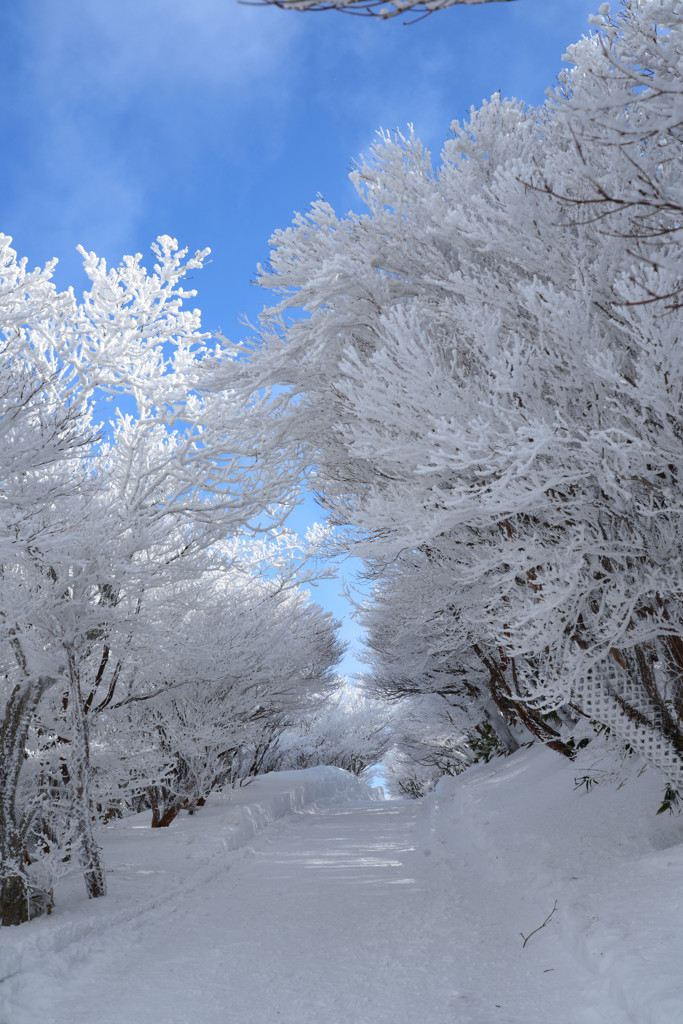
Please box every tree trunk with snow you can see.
[66,655,106,899]
[0,678,56,926]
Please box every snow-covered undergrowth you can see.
[0,767,380,991]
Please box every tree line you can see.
[0,238,387,925]
[239,0,683,793]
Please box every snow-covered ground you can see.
[2,749,682,1023]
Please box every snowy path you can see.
[2,796,605,1024]
[9,802,466,1024]
[4,753,682,1024]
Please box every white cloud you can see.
[3,0,305,267]
[27,0,303,99]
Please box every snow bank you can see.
[0,767,380,989]
[193,766,383,858]
[415,744,683,1024]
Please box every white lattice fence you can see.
[572,658,683,790]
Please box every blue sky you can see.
[1,0,599,675]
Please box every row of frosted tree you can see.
[238,0,683,794]
[2,0,682,924]
[0,237,393,925]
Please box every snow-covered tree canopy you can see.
[239,0,683,784]
[0,236,343,924]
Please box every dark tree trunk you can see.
[0,873,53,927]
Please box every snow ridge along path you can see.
[2,751,683,1023]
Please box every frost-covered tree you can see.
[363,548,549,745]
[381,695,473,798]
[0,238,106,924]
[0,235,318,924]
[272,680,393,777]
[111,565,344,826]
[238,1,683,789]
[545,1,683,310]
